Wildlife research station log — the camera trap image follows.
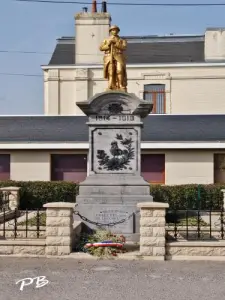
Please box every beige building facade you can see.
[0,7,225,186]
[42,11,225,116]
[0,144,224,185]
[43,63,225,116]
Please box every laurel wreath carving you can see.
[97,133,135,171]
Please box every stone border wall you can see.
[3,199,225,260]
[0,240,46,255]
[166,241,225,260]
[138,198,225,261]
[0,202,78,256]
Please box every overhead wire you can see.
[5,0,222,77]
[0,72,43,77]
[0,45,204,77]
[14,0,225,6]
[0,50,50,55]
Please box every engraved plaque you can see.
[95,208,133,233]
[92,128,138,174]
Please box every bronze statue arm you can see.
[99,39,111,51]
[115,39,127,51]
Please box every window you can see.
[141,154,165,184]
[143,84,166,114]
[214,154,225,183]
[51,154,87,182]
[0,154,10,180]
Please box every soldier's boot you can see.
[117,74,127,92]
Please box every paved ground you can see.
[1,258,225,300]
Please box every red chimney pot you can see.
[92,0,97,13]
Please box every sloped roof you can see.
[0,115,224,143]
[48,35,205,65]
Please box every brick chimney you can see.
[75,1,111,64]
[205,28,225,62]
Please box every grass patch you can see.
[167,216,208,226]
[18,212,46,226]
[178,216,207,226]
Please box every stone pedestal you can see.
[76,91,153,241]
[138,202,169,260]
[43,202,76,256]
[0,186,20,210]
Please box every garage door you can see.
[51,154,87,183]
[0,154,10,181]
[141,154,165,184]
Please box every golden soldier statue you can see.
[100,25,127,92]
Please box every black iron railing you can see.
[0,191,11,212]
[166,207,225,241]
[0,208,46,239]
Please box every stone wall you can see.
[166,241,225,260]
[0,202,77,257]
[138,198,225,261]
[0,240,46,255]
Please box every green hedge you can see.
[150,184,224,210]
[0,181,224,210]
[0,181,78,209]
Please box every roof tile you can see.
[0,115,224,143]
[48,37,204,65]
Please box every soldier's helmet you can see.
[109,25,120,33]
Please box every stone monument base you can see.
[75,175,153,242]
[75,202,152,242]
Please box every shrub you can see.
[0,181,78,209]
[150,184,224,210]
[0,181,224,210]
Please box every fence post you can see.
[137,202,169,260]
[221,190,225,210]
[0,186,21,210]
[43,202,76,256]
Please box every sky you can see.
[1,0,225,115]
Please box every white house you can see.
[0,3,225,185]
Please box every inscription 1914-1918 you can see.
[96,115,135,121]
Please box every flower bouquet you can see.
[81,230,127,257]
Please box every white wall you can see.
[205,29,225,61]
[8,150,88,182]
[171,78,225,114]
[44,64,225,115]
[75,12,111,65]
[7,150,215,185]
[10,151,50,181]
[165,150,214,185]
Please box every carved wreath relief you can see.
[96,133,135,171]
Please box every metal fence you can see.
[0,208,46,239]
[0,191,10,212]
[166,207,225,241]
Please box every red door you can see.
[51,154,87,183]
[141,154,165,184]
[0,155,10,180]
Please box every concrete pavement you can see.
[0,258,225,300]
